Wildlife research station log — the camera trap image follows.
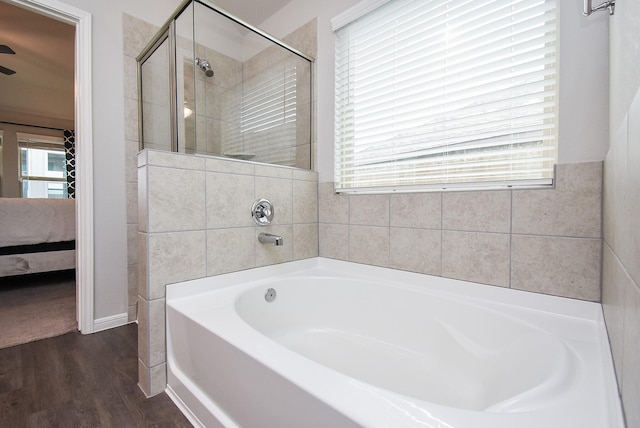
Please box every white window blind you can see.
[334,0,558,193]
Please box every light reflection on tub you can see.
[166,258,624,428]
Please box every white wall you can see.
[261,0,610,182]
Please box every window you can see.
[18,133,68,199]
[333,0,558,193]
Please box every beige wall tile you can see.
[350,194,389,226]
[123,13,158,58]
[602,244,627,389]
[123,55,138,101]
[603,118,628,254]
[349,225,389,267]
[128,263,138,309]
[442,231,510,287]
[319,223,349,260]
[137,165,148,233]
[256,225,293,267]
[206,157,255,175]
[254,164,293,179]
[390,227,441,275]
[125,98,140,142]
[147,166,206,232]
[511,235,601,301]
[622,280,640,427]
[147,231,206,300]
[127,224,138,265]
[206,172,255,228]
[318,182,349,224]
[148,298,165,367]
[146,150,206,170]
[137,297,149,367]
[149,363,167,398]
[293,180,318,224]
[207,228,255,275]
[293,223,319,260]
[255,177,292,225]
[126,181,138,224]
[137,233,148,299]
[390,193,441,229]
[126,140,140,183]
[512,162,602,238]
[443,191,511,233]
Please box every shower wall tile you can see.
[255,225,294,267]
[293,223,319,260]
[147,150,206,170]
[206,157,255,175]
[390,227,441,276]
[442,191,511,233]
[255,177,293,225]
[125,98,140,142]
[293,179,318,224]
[318,182,349,224]
[127,224,138,266]
[349,225,389,267]
[207,228,255,276]
[125,140,140,183]
[511,235,601,301]
[147,231,206,300]
[282,18,318,58]
[137,233,148,299]
[602,244,628,388]
[255,164,293,179]
[349,194,389,226]
[122,13,158,58]
[319,223,349,260]
[126,181,138,224]
[512,162,602,238]
[123,56,138,101]
[147,166,206,232]
[206,172,255,228]
[442,231,510,287]
[292,168,317,182]
[138,297,166,368]
[389,193,441,229]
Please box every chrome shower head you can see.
[195,57,214,77]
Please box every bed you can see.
[0,198,76,277]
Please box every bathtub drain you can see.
[265,288,277,302]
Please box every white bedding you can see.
[0,198,75,246]
[0,198,76,276]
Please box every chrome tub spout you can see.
[258,233,283,246]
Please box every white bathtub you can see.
[166,258,624,428]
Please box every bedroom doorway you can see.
[1,0,94,335]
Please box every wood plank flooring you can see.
[0,323,191,427]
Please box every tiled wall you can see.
[602,0,640,424]
[123,14,161,322]
[319,161,603,302]
[137,149,318,396]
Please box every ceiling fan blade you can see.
[0,65,16,75]
[0,45,16,55]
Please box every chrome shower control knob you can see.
[252,199,274,226]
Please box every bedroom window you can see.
[333,0,558,193]
[18,133,68,199]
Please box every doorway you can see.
[2,0,94,334]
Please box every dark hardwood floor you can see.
[0,323,191,427]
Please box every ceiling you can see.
[0,0,75,124]
[0,0,291,126]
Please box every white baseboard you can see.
[93,312,129,332]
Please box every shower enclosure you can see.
[137,0,313,169]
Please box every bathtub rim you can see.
[165,257,625,428]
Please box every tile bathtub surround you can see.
[138,149,318,396]
[318,161,603,300]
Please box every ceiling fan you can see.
[0,44,16,75]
